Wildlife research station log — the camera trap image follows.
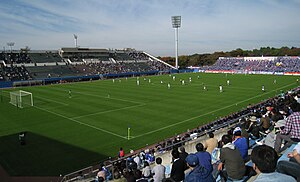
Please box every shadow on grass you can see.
[0,132,108,176]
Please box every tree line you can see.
[158,46,300,68]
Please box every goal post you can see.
[10,90,33,108]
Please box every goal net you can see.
[10,90,33,108]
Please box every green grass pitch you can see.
[0,73,298,176]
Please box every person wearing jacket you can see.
[185,153,214,182]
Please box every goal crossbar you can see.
[10,90,33,108]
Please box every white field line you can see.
[34,95,69,106]
[2,90,69,106]
[33,105,127,139]
[132,82,296,139]
[50,87,144,105]
[71,103,146,119]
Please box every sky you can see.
[0,0,300,56]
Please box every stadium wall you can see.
[0,81,13,88]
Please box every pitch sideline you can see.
[132,82,297,139]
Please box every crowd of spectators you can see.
[0,65,32,81]
[98,86,300,182]
[72,60,170,76]
[204,56,300,72]
[128,51,149,61]
[0,51,171,82]
[0,52,32,64]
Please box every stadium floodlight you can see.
[7,42,15,52]
[74,34,78,48]
[171,16,181,69]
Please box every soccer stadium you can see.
[1,48,300,182]
[1,1,300,182]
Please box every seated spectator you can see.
[277,142,300,181]
[152,157,166,182]
[247,116,260,139]
[251,145,296,182]
[145,149,155,163]
[179,146,188,161]
[240,120,250,147]
[232,127,249,161]
[134,154,142,169]
[218,134,245,181]
[203,132,218,154]
[142,161,152,179]
[270,108,284,122]
[185,153,214,182]
[123,168,136,182]
[96,168,106,182]
[133,169,143,181]
[259,114,271,132]
[170,149,185,182]
[95,176,104,182]
[195,143,213,173]
[97,163,112,181]
[274,101,300,153]
[126,157,138,172]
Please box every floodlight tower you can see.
[7,42,15,52]
[171,16,181,69]
[73,34,78,48]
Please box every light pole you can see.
[73,34,78,48]
[171,16,181,69]
[7,42,15,52]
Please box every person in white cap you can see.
[233,127,249,161]
[277,142,300,181]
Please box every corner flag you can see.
[127,126,131,140]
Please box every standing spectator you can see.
[251,145,296,182]
[203,132,218,154]
[179,146,188,161]
[218,134,245,181]
[274,102,300,153]
[232,127,249,161]
[118,147,124,158]
[152,157,166,182]
[277,142,300,181]
[170,149,185,182]
[195,143,212,173]
[185,154,214,182]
